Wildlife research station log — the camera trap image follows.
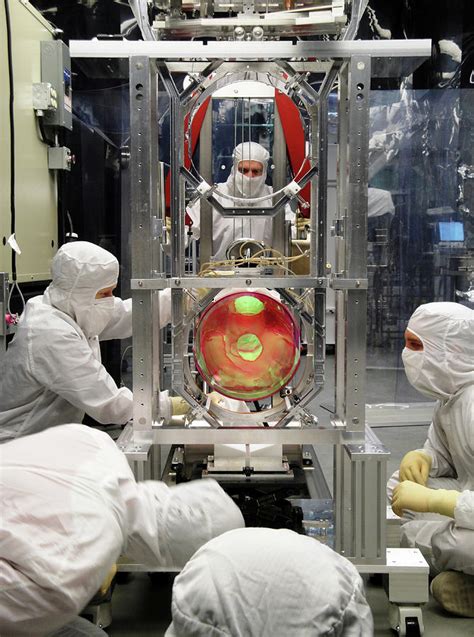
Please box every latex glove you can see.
[399,450,432,485]
[99,563,117,596]
[392,481,460,518]
[171,396,191,416]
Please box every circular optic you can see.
[194,291,301,401]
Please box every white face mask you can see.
[79,297,115,338]
[234,172,266,199]
[402,346,443,400]
[402,347,424,388]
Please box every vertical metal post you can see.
[344,55,370,433]
[199,104,213,265]
[313,91,329,389]
[271,106,286,254]
[130,57,160,431]
[335,63,348,417]
[336,431,388,561]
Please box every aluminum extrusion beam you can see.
[70,39,431,63]
[130,57,161,430]
[117,422,364,449]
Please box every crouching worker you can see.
[388,302,474,617]
[0,424,244,636]
[165,527,373,636]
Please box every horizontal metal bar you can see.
[330,278,368,290]
[132,277,370,291]
[345,425,390,460]
[132,276,329,289]
[118,548,429,574]
[163,61,332,73]
[355,549,429,574]
[131,277,369,291]
[70,39,431,61]
[150,425,364,445]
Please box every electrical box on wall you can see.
[41,40,72,130]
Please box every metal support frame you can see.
[130,57,162,432]
[74,39,432,596]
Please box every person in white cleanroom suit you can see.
[186,141,295,261]
[165,527,373,637]
[0,241,179,443]
[387,302,474,617]
[0,424,244,637]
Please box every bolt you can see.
[175,279,181,286]
[356,280,360,288]
[357,61,365,70]
[234,26,245,40]
[245,279,252,285]
[136,62,143,70]
[352,417,359,424]
[138,280,143,287]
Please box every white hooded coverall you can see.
[165,527,373,637]
[187,141,295,261]
[388,302,474,575]
[0,242,171,443]
[0,424,244,637]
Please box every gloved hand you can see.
[99,563,117,596]
[399,450,432,485]
[171,396,191,417]
[392,481,460,518]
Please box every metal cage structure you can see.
[71,36,432,635]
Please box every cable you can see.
[199,245,310,277]
[7,280,25,316]
[4,0,16,283]
[37,115,55,147]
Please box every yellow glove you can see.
[170,396,191,416]
[165,216,171,233]
[99,563,117,596]
[392,481,460,518]
[399,450,432,485]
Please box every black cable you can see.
[37,115,55,147]
[4,0,16,281]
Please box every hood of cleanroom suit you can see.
[224,141,270,200]
[186,141,295,261]
[43,241,119,338]
[165,527,373,637]
[402,302,474,401]
[0,240,142,441]
[0,424,244,637]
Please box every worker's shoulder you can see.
[23,296,82,338]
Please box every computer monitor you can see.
[438,221,465,242]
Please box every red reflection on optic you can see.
[194,291,301,401]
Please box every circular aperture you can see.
[194,291,301,401]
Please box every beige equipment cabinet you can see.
[0,0,57,282]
